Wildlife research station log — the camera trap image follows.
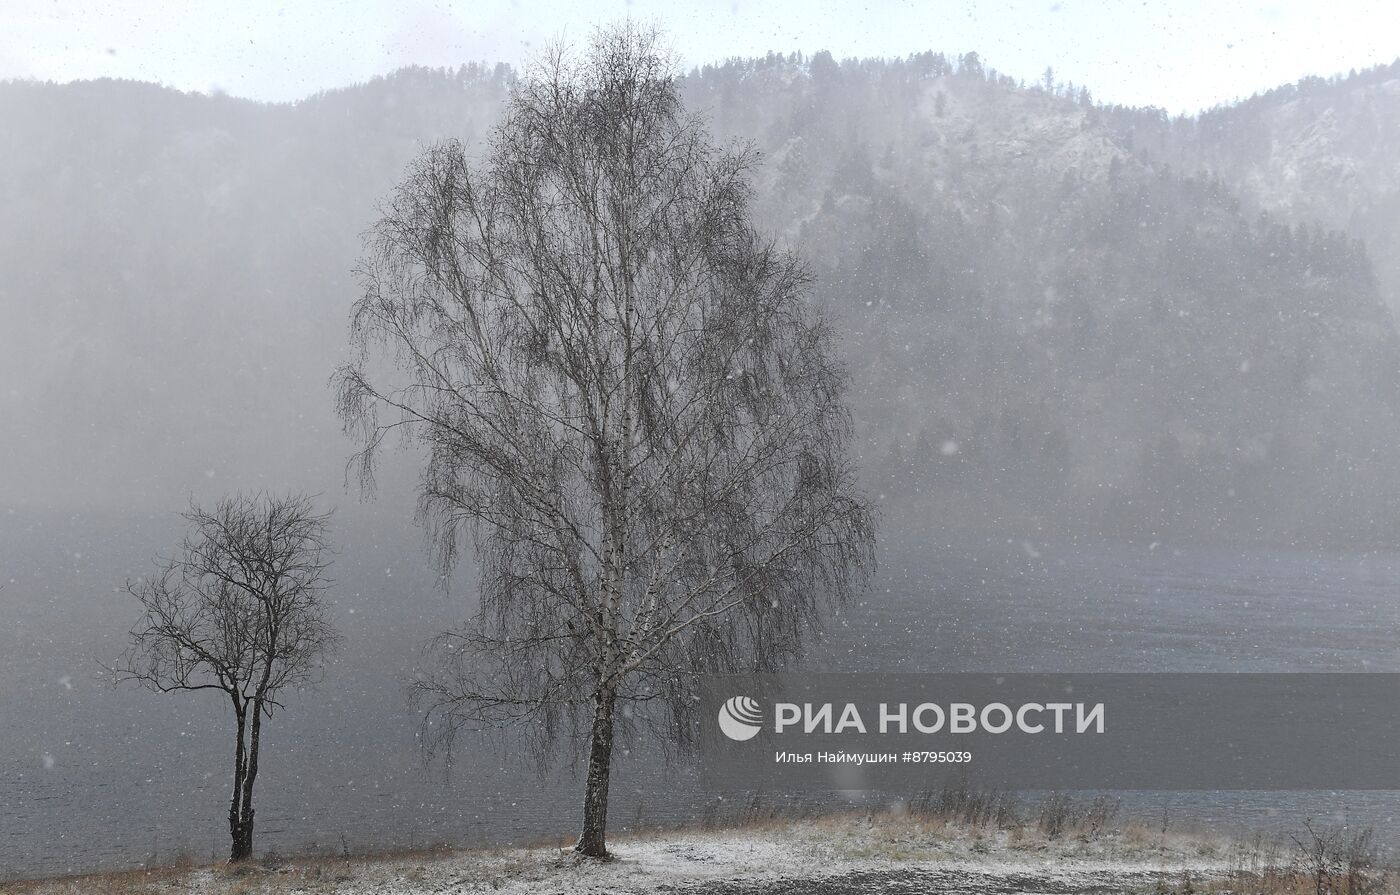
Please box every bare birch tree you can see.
[109,493,339,862]
[335,24,876,857]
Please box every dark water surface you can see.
[4,507,1400,879]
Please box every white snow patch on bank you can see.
[8,815,1251,894]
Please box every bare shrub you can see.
[1082,795,1119,840]
[1038,792,1076,839]
[1290,820,1378,895]
[909,780,1020,828]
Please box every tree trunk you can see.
[232,700,264,862]
[575,686,617,858]
[228,704,253,862]
[230,817,254,863]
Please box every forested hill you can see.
[1098,60,1400,317]
[684,52,1400,543]
[3,54,1399,545]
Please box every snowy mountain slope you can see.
[685,54,1400,541]
[2,55,1397,543]
[1103,60,1400,315]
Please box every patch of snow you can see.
[21,815,1256,895]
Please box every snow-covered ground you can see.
[4,813,1277,895]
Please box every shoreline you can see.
[3,808,1374,895]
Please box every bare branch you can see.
[336,23,877,856]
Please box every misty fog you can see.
[5,57,1400,543]
[6,42,1400,882]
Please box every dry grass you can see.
[4,795,1395,895]
[1,866,174,895]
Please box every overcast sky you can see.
[1,0,1396,114]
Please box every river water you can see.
[4,507,1400,879]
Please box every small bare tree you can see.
[335,25,876,857]
[109,493,340,862]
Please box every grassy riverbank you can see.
[5,802,1387,895]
